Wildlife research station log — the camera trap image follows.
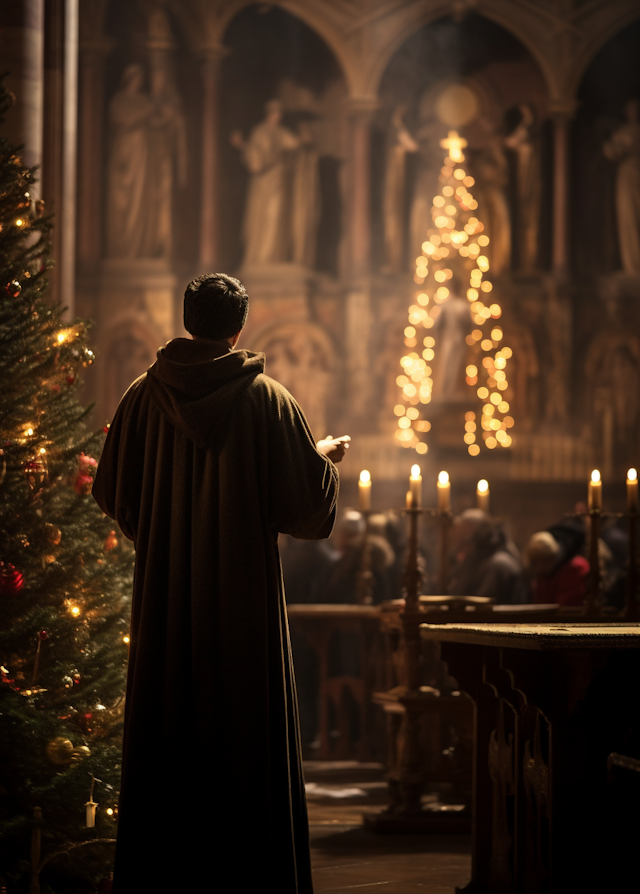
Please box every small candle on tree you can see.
[359,470,372,511]
[437,471,451,511]
[476,479,490,512]
[589,469,602,510]
[409,464,422,508]
[627,468,638,513]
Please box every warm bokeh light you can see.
[591,469,601,484]
[359,470,371,485]
[628,468,638,482]
[477,479,489,493]
[411,464,421,479]
[438,471,449,486]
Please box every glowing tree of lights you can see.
[394,130,515,456]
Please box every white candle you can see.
[627,468,638,513]
[410,464,422,508]
[359,470,372,511]
[476,479,490,512]
[85,800,97,828]
[437,471,451,511]
[589,469,602,510]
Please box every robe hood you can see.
[145,337,265,449]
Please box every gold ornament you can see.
[71,745,91,763]
[46,736,74,765]
[44,524,61,546]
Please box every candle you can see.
[437,471,451,511]
[410,464,422,508]
[359,470,372,511]
[85,800,97,828]
[627,468,638,513]
[406,490,412,510]
[589,469,602,510]
[476,479,490,513]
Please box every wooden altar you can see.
[419,623,640,892]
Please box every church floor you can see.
[305,762,471,893]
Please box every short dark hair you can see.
[183,273,249,340]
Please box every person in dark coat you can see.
[92,273,349,894]
[448,509,526,604]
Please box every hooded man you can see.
[93,273,349,893]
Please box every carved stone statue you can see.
[474,127,511,275]
[231,100,317,267]
[603,99,640,276]
[505,103,540,274]
[259,324,332,437]
[433,287,472,401]
[383,105,417,271]
[106,61,186,260]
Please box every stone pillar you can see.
[347,96,377,277]
[198,44,227,271]
[0,0,44,173]
[344,97,378,428]
[549,101,576,278]
[77,35,112,272]
[41,0,78,316]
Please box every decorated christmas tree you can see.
[0,86,132,892]
[395,130,515,456]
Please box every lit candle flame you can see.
[628,468,638,482]
[477,479,489,494]
[438,471,449,486]
[591,469,601,484]
[410,464,421,479]
[360,470,371,484]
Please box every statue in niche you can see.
[260,325,332,437]
[105,329,155,415]
[473,124,511,276]
[384,105,418,271]
[408,112,448,266]
[603,99,640,276]
[433,279,472,402]
[230,99,318,267]
[505,103,540,274]
[592,339,640,471]
[106,60,186,260]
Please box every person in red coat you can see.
[526,530,590,605]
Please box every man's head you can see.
[183,273,249,342]
[526,531,561,576]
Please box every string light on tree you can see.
[395,129,516,455]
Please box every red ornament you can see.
[39,630,49,640]
[66,375,75,385]
[74,472,93,495]
[104,530,118,551]
[103,423,110,434]
[75,452,97,495]
[0,563,24,596]
[5,280,21,298]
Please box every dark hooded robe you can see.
[92,337,339,893]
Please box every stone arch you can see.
[568,10,640,100]
[252,321,336,439]
[364,5,554,102]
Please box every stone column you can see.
[549,101,576,278]
[76,35,112,272]
[0,0,44,173]
[198,44,227,271]
[344,97,377,428]
[347,96,377,277]
[41,0,78,315]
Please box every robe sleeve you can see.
[264,380,339,541]
[92,377,146,542]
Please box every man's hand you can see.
[317,435,351,464]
